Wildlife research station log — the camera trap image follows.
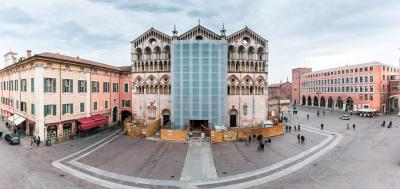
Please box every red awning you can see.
[77,115,109,131]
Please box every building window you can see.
[44,78,56,93]
[360,76,363,83]
[31,104,35,115]
[113,83,119,92]
[370,94,373,100]
[16,100,19,109]
[124,83,129,93]
[360,86,363,92]
[92,81,99,93]
[122,100,131,107]
[383,74,385,80]
[44,105,57,116]
[62,79,73,93]
[31,78,34,92]
[14,80,18,91]
[370,66,373,71]
[80,102,85,112]
[365,86,368,92]
[20,102,27,112]
[370,85,374,92]
[359,94,363,100]
[78,80,87,93]
[243,104,248,115]
[355,77,358,83]
[20,79,27,92]
[103,82,110,93]
[93,101,98,111]
[105,100,109,109]
[365,76,368,83]
[62,104,73,115]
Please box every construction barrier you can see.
[124,117,161,138]
[160,129,188,141]
[211,124,284,142]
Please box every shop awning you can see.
[77,114,109,130]
[7,114,26,126]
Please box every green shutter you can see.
[62,104,66,115]
[70,104,73,114]
[31,78,34,92]
[53,105,56,115]
[53,79,56,93]
[44,105,47,116]
[70,80,73,93]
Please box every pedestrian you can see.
[297,134,300,143]
[294,124,297,131]
[346,124,349,130]
[301,135,305,143]
[350,111,353,116]
[382,121,386,127]
[37,136,40,147]
[321,123,324,130]
[257,134,263,142]
[252,134,256,141]
[248,135,252,143]
[289,125,292,132]
[258,141,264,151]
[307,114,309,120]
[285,125,288,132]
[323,110,325,116]
[352,124,355,130]
[30,137,34,146]
[317,112,319,117]
[388,121,392,128]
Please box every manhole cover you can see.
[59,174,65,177]
[222,171,227,174]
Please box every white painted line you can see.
[211,127,343,189]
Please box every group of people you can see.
[296,134,305,143]
[246,134,272,152]
[30,136,41,147]
[346,124,356,130]
[285,124,301,132]
[381,120,393,128]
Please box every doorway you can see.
[190,120,208,131]
[112,106,118,123]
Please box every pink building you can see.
[0,51,132,141]
[292,62,399,113]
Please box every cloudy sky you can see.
[1,0,399,83]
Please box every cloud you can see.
[0,0,399,83]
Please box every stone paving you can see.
[2,106,398,188]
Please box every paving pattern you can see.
[2,106,397,188]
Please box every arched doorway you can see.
[328,96,334,108]
[121,110,132,122]
[162,109,170,126]
[320,96,326,107]
[313,96,319,107]
[307,96,312,106]
[336,97,343,110]
[302,96,306,105]
[346,97,354,111]
[112,106,118,123]
[229,109,238,127]
[389,96,399,113]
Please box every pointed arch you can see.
[248,46,255,60]
[238,45,245,59]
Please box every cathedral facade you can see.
[131,24,268,130]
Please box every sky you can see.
[0,0,399,83]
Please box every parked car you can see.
[339,114,351,120]
[4,134,20,145]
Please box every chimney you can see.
[27,50,32,58]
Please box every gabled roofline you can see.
[130,27,171,44]
[177,25,221,40]
[227,26,268,43]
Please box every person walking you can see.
[298,124,301,131]
[30,137,34,146]
[294,125,297,131]
[388,121,392,128]
[37,136,41,147]
[346,124,349,130]
[301,135,305,143]
[307,114,309,120]
[297,134,301,143]
[382,121,385,127]
[323,110,325,116]
[321,123,324,130]
[285,125,288,132]
[352,124,356,130]
[289,125,292,132]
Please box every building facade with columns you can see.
[131,24,269,130]
[0,51,132,141]
[293,62,399,113]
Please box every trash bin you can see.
[46,139,52,146]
